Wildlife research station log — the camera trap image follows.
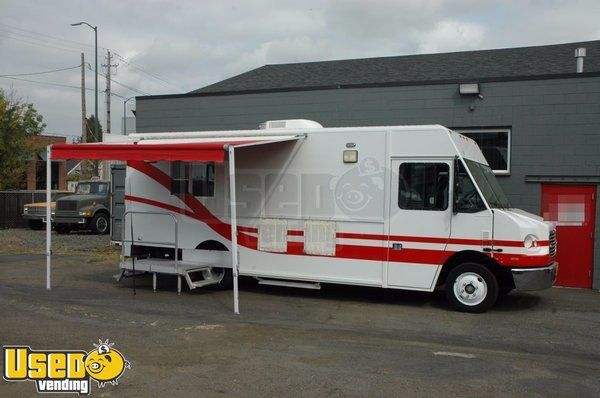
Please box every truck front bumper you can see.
[22,214,45,220]
[53,217,88,225]
[511,262,558,291]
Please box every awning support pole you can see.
[228,145,239,314]
[46,145,52,291]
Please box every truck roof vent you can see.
[259,119,323,130]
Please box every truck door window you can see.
[170,161,215,197]
[454,160,486,213]
[398,163,449,211]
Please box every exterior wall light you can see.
[459,83,480,95]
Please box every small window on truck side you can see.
[170,161,189,194]
[398,163,449,211]
[170,161,215,197]
[190,162,215,197]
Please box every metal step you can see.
[257,278,321,290]
[184,267,220,290]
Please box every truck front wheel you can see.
[445,262,498,313]
[90,213,109,235]
[55,224,71,234]
[29,220,43,230]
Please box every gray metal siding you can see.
[137,76,600,288]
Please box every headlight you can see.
[524,234,539,249]
[24,208,29,213]
[79,210,92,216]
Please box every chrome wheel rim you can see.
[453,272,487,306]
[207,267,225,283]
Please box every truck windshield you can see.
[75,182,108,194]
[463,159,510,209]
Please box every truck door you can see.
[387,159,452,290]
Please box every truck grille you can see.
[549,229,557,257]
[27,207,47,215]
[57,201,77,211]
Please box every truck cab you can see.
[386,129,557,312]
[53,180,111,234]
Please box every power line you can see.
[88,65,150,96]
[0,65,80,77]
[0,22,180,93]
[0,31,94,56]
[0,22,107,52]
[0,75,93,91]
[112,52,185,92]
[0,75,137,99]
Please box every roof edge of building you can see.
[137,71,600,101]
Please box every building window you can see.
[170,162,215,197]
[398,163,449,211]
[456,129,511,174]
[36,161,59,190]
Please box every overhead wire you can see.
[0,65,80,77]
[1,22,183,92]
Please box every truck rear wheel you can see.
[28,220,43,230]
[206,267,233,290]
[90,213,109,235]
[445,262,498,313]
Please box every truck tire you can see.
[445,262,498,313]
[206,267,233,290]
[55,224,71,234]
[29,220,43,230]
[90,213,109,235]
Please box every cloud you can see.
[417,20,486,54]
[0,0,598,135]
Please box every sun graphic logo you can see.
[85,339,130,388]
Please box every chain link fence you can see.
[0,191,70,229]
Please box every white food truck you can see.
[48,120,557,313]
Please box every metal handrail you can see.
[122,210,179,273]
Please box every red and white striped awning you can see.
[50,136,300,163]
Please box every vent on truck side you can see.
[259,119,323,130]
[549,229,557,257]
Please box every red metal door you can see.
[541,185,596,288]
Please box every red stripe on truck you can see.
[125,162,550,268]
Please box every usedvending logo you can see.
[3,339,130,394]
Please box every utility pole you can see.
[70,22,98,176]
[80,52,88,179]
[102,50,118,178]
[104,50,112,135]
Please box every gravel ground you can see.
[0,228,119,259]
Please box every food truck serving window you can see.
[170,161,215,197]
[398,163,449,211]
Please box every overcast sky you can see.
[1,0,599,139]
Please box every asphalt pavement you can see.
[0,253,599,397]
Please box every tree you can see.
[84,114,103,177]
[85,114,103,143]
[0,89,46,190]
